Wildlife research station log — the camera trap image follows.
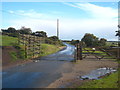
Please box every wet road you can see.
[39,42,75,61]
[2,43,75,88]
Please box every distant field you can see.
[1,35,18,46]
[106,41,118,47]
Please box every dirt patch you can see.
[47,57,118,88]
[2,46,32,70]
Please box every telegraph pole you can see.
[57,19,59,39]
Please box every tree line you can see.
[1,26,62,45]
[71,33,107,47]
[71,24,120,47]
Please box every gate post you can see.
[79,43,82,60]
[18,33,20,45]
[77,43,80,60]
[76,43,82,60]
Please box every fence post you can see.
[77,43,80,60]
[79,43,82,60]
[24,35,27,58]
[118,39,120,60]
[75,43,82,60]
[18,33,20,45]
[25,43,27,58]
[74,44,77,62]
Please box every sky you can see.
[1,2,118,41]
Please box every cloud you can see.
[9,10,14,14]
[64,2,117,20]
[4,3,118,41]
[8,17,117,41]
[10,19,57,36]
[8,9,43,18]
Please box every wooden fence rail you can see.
[75,43,118,61]
[18,34,44,59]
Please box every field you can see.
[106,41,118,47]
[1,35,18,46]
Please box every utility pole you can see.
[57,19,59,39]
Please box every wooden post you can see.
[77,43,80,60]
[118,36,120,60]
[76,43,82,60]
[38,37,41,56]
[24,35,27,58]
[33,36,35,58]
[74,44,77,62]
[79,43,82,60]
[18,33,20,45]
[25,43,27,58]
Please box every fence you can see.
[18,34,44,59]
[75,43,119,61]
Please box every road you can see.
[2,43,75,88]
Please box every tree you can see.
[116,30,120,37]
[1,27,18,37]
[1,29,8,34]
[19,26,32,34]
[116,25,120,47]
[1,27,16,33]
[81,33,99,47]
[7,27,17,33]
[116,25,120,37]
[99,38,107,46]
[45,36,61,45]
[71,39,79,45]
[35,31,47,37]
[48,36,59,41]
[116,25,120,59]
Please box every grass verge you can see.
[2,35,63,60]
[40,44,61,57]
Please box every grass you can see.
[8,43,62,61]
[1,35,18,46]
[2,35,63,61]
[78,71,119,88]
[23,44,61,59]
[9,51,18,61]
[106,41,118,47]
[40,44,60,57]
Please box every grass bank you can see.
[8,44,62,61]
[78,71,119,88]
[1,35,18,46]
[2,35,64,61]
[40,44,62,57]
